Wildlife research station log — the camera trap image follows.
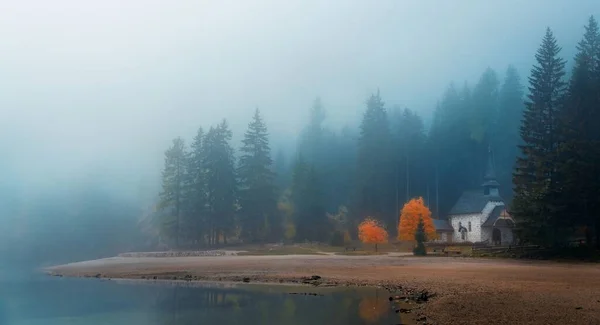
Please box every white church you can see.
[432,148,515,246]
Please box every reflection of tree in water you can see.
[152,287,251,325]
[358,295,389,323]
[148,285,399,325]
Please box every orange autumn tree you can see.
[398,197,437,241]
[358,217,388,252]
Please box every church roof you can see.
[482,205,504,226]
[482,206,514,227]
[432,218,453,232]
[448,190,503,215]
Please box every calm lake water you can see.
[0,270,414,325]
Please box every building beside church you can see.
[432,147,515,246]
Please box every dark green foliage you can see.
[429,83,475,215]
[182,127,207,246]
[513,28,567,246]
[291,156,330,242]
[390,107,428,219]
[355,91,395,229]
[149,16,600,252]
[556,16,600,248]
[203,120,238,245]
[158,137,187,247]
[238,109,278,243]
[493,65,525,201]
[413,218,427,256]
[297,98,356,213]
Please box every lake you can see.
[0,271,415,325]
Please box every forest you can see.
[147,16,600,250]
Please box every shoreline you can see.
[46,254,600,325]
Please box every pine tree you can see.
[204,120,237,246]
[238,109,278,243]
[513,28,567,246]
[413,217,427,256]
[393,108,427,206]
[290,156,329,242]
[494,65,525,200]
[355,90,394,229]
[184,127,207,246]
[428,83,474,215]
[557,16,600,247]
[470,68,499,146]
[158,137,187,247]
[274,148,290,191]
[297,98,326,168]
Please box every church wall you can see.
[430,232,452,243]
[481,227,493,243]
[449,214,482,242]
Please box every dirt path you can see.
[47,255,600,325]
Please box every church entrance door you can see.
[492,228,501,246]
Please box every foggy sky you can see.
[1,0,598,199]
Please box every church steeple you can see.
[482,145,500,196]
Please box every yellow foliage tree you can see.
[358,217,388,252]
[397,197,437,241]
[278,189,296,242]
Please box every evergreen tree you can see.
[355,91,394,229]
[513,28,567,246]
[157,137,187,247]
[274,148,290,192]
[297,97,357,213]
[392,108,427,208]
[290,156,329,242]
[557,16,600,247]
[471,68,500,180]
[494,65,525,200]
[238,109,278,242]
[204,120,237,245]
[428,83,474,215]
[183,127,207,246]
[413,217,427,256]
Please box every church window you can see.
[468,221,472,232]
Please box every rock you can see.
[242,277,250,283]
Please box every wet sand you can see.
[47,254,600,325]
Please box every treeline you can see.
[153,16,599,249]
[514,17,600,248]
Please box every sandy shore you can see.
[47,254,600,325]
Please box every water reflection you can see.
[3,275,410,325]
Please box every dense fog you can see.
[1,0,598,265]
